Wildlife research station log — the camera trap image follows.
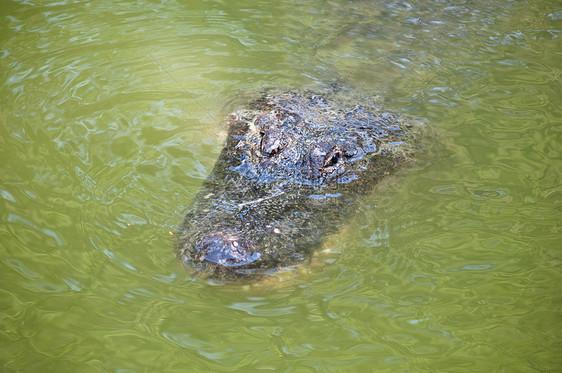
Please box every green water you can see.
[1,0,560,371]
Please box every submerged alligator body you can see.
[178,91,419,279]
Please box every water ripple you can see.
[1,0,561,371]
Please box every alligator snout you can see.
[193,233,261,267]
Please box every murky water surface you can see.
[1,0,560,371]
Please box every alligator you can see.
[177,91,421,279]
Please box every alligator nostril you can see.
[196,233,261,267]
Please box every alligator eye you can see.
[323,148,342,168]
[260,130,285,157]
[265,144,280,156]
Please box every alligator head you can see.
[177,92,415,279]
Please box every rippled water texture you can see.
[1,0,561,371]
